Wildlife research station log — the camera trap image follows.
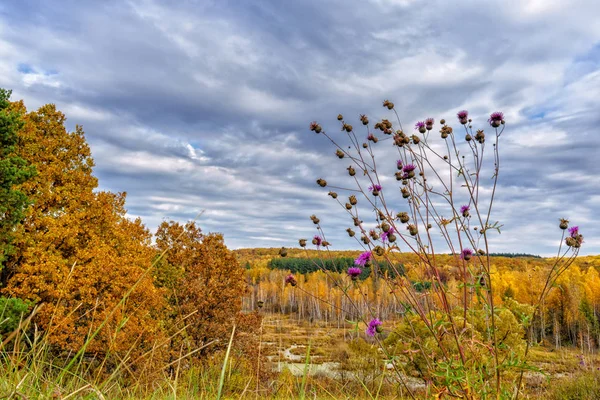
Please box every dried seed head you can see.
[559,218,569,230]
[310,215,320,224]
[345,203,353,210]
[361,235,370,244]
[360,114,369,125]
[395,172,403,181]
[285,274,297,286]
[440,119,446,124]
[374,246,385,256]
[381,222,391,233]
[411,135,421,144]
[337,114,343,121]
[362,143,368,148]
[353,217,361,226]
[316,178,327,187]
[368,133,378,143]
[347,228,355,237]
[342,123,353,132]
[257,300,264,308]
[397,212,410,223]
[328,191,338,199]
[475,130,485,144]
[279,247,288,257]
[349,195,358,205]
[369,229,380,240]
[407,224,418,236]
[388,234,397,243]
[299,239,307,247]
[387,102,394,110]
[322,240,331,247]
[477,249,486,255]
[336,149,345,159]
[465,134,472,142]
[347,166,356,176]
[401,187,410,199]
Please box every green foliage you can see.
[0,88,35,268]
[269,257,403,279]
[0,296,31,336]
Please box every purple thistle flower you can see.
[414,121,425,130]
[381,227,395,241]
[366,318,382,337]
[313,235,323,247]
[402,164,416,173]
[488,111,504,127]
[457,110,469,124]
[460,205,470,217]
[355,251,372,266]
[457,110,468,119]
[425,118,434,130]
[569,226,579,237]
[347,267,362,279]
[285,274,297,286]
[368,184,382,192]
[460,248,473,260]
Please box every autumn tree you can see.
[155,221,259,357]
[1,102,165,367]
[0,88,35,269]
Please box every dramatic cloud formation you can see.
[1,0,599,255]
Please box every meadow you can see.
[1,89,599,399]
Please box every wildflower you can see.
[355,251,372,266]
[347,267,362,280]
[381,227,395,242]
[366,318,383,336]
[457,110,469,125]
[461,248,473,261]
[415,121,426,134]
[312,235,323,247]
[460,205,470,218]
[285,274,297,287]
[403,164,416,179]
[568,226,579,237]
[488,111,504,128]
[369,184,382,196]
[425,118,434,131]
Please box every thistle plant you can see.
[288,101,583,399]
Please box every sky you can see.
[0,0,599,256]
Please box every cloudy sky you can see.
[1,0,599,256]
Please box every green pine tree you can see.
[0,88,35,269]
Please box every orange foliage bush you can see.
[1,102,165,363]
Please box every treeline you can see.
[488,252,542,258]
[243,251,600,351]
[0,90,259,379]
[268,257,404,280]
